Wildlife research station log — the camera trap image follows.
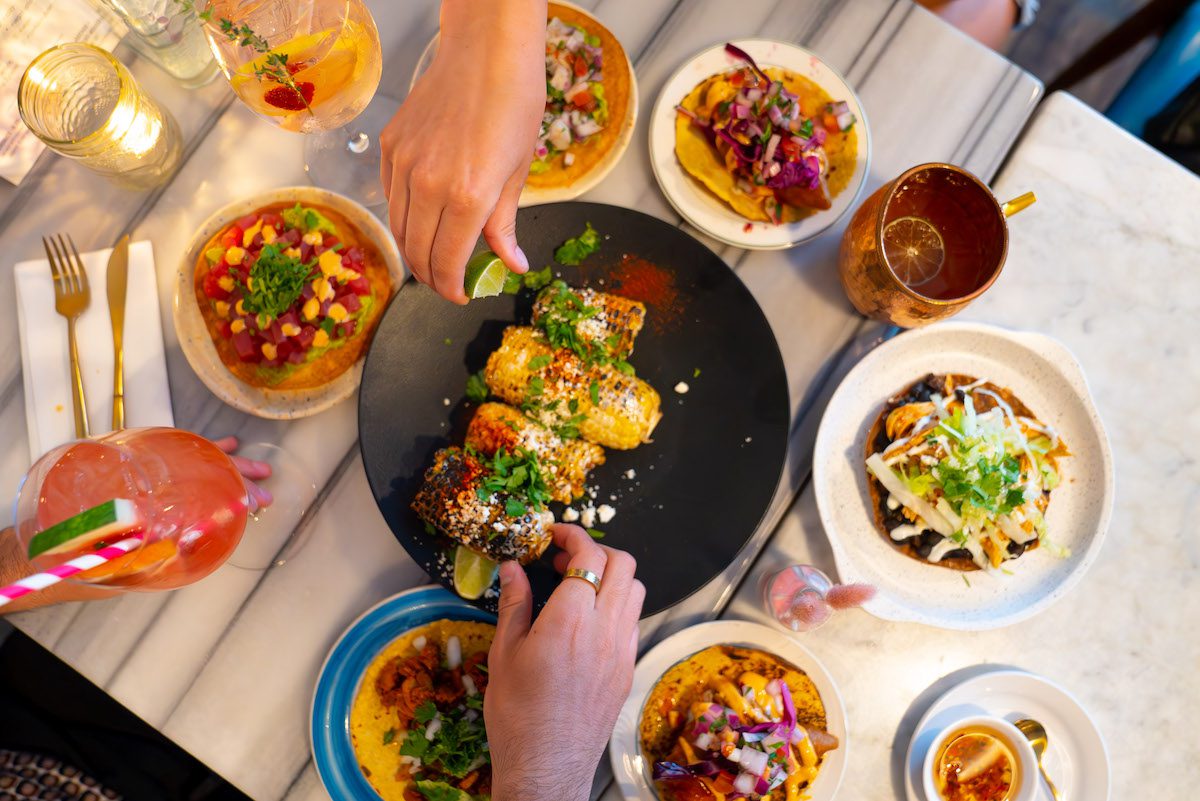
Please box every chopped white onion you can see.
[425,717,442,740]
[694,732,715,751]
[739,747,769,776]
[446,636,462,669]
[462,674,478,696]
[734,772,757,795]
[413,636,427,650]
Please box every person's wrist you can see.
[491,770,589,801]
[441,0,547,41]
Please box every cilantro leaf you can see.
[523,265,553,290]
[505,497,527,517]
[553,222,602,266]
[413,700,438,724]
[502,271,524,294]
[528,354,552,370]
[382,728,396,745]
[589,380,600,405]
[465,370,488,403]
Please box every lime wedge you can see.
[27,499,142,559]
[463,251,509,299]
[453,545,499,600]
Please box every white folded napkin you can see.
[14,240,174,461]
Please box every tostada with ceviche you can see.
[526,2,634,192]
[675,43,858,224]
[350,619,494,801]
[640,644,840,801]
[865,374,1071,572]
[194,201,392,391]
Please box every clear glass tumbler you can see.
[18,43,183,189]
[93,0,219,87]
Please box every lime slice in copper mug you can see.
[883,216,945,288]
[26,498,141,559]
[453,545,499,599]
[463,251,509,299]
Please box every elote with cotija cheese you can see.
[484,326,662,450]
[411,447,554,564]
[465,402,605,504]
[532,281,646,363]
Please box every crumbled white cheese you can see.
[442,397,451,406]
[674,381,689,394]
[580,505,596,528]
[745,437,753,443]
[624,469,636,479]
[886,494,900,511]
[562,507,580,523]
[597,504,616,524]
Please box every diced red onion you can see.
[738,747,768,776]
[828,100,850,115]
[767,104,784,126]
[746,88,763,103]
[694,732,716,751]
[764,133,781,162]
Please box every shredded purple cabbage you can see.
[724,42,770,84]
[766,158,820,190]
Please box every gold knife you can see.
[106,235,130,431]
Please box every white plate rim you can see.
[902,668,1111,801]
[609,619,848,801]
[812,321,1115,630]
[173,186,403,420]
[408,1,639,207]
[647,38,871,250]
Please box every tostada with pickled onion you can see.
[525,2,634,192]
[675,43,858,224]
[193,202,392,391]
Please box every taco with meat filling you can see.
[675,43,858,224]
[864,373,1071,572]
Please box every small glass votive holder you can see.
[763,564,834,632]
[18,43,183,190]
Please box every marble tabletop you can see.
[0,2,1046,800]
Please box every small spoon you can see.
[1015,718,1062,800]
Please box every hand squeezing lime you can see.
[463,251,509,299]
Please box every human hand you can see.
[379,0,546,304]
[211,436,273,511]
[485,524,645,801]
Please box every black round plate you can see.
[359,203,789,617]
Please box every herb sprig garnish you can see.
[469,446,551,518]
[536,280,635,372]
[553,222,602,265]
[173,0,311,109]
[399,700,489,780]
[239,244,312,320]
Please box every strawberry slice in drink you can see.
[264,81,315,111]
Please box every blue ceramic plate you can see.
[310,585,497,801]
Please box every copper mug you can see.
[837,163,1034,327]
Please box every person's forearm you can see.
[441,0,547,45]
[0,527,115,615]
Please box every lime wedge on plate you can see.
[463,251,509,299]
[27,499,142,559]
[453,545,499,599]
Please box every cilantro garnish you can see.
[382,728,396,745]
[465,370,489,403]
[534,281,632,369]
[477,447,552,516]
[400,704,490,780]
[553,222,602,266]
[523,265,554,290]
[587,528,605,540]
[240,244,312,320]
[589,380,600,406]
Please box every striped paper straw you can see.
[0,534,144,608]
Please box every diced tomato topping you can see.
[236,214,259,230]
[261,212,283,229]
[287,348,306,364]
[730,71,744,87]
[347,276,370,296]
[276,339,294,361]
[822,113,839,132]
[202,269,230,300]
[277,227,301,247]
[220,226,242,249]
[573,54,588,77]
[296,326,317,349]
[337,320,357,339]
[322,234,340,249]
[339,293,362,314]
[219,320,232,339]
[571,90,596,112]
[232,330,256,362]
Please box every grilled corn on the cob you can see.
[532,282,646,359]
[411,447,553,564]
[484,326,662,450]
[465,402,605,503]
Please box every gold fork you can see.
[43,234,91,439]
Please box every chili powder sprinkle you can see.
[610,255,680,330]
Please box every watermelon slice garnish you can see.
[27,499,143,559]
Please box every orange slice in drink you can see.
[78,538,178,585]
[883,216,945,288]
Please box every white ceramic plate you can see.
[813,322,1114,630]
[610,620,848,801]
[173,186,404,420]
[904,670,1110,801]
[410,1,639,207]
[648,39,870,250]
